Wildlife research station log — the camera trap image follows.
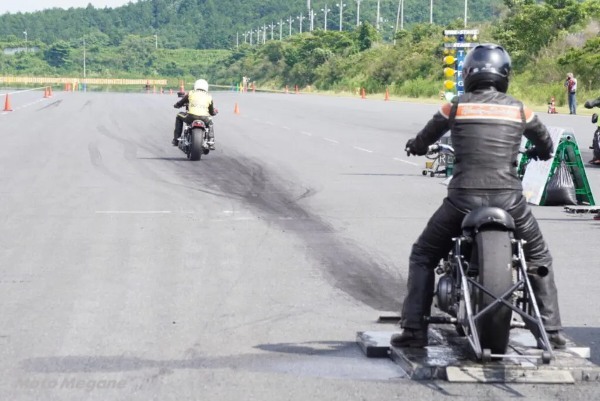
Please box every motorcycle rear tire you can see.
[189,129,203,161]
[474,229,513,355]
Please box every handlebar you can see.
[427,143,454,155]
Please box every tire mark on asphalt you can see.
[190,154,403,311]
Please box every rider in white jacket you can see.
[173,79,217,149]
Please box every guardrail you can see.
[0,77,167,85]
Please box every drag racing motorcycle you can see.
[175,107,217,161]
[415,144,555,364]
[584,98,600,165]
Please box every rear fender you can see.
[461,207,515,236]
[191,120,207,129]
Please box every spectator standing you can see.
[564,72,577,114]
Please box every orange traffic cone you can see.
[361,88,366,99]
[44,87,49,98]
[3,94,13,111]
[234,102,240,115]
[48,86,53,97]
[385,87,390,101]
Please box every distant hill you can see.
[0,0,502,49]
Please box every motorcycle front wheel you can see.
[473,229,514,355]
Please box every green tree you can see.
[356,22,379,51]
[44,40,71,68]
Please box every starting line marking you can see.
[95,211,172,214]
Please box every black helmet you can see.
[462,44,511,93]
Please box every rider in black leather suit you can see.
[392,44,567,349]
[584,97,600,164]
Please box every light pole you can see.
[376,0,380,30]
[262,24,267,43]
[309,9,315,31]
[297,13,305,34]
[242,32,248,44]
[336,3,345,31]
[394,0,404,44]
[287,16,293,36]
[464,0,468,27]
[430,0,433,24]
[355,0,361,26]
[154,34,158,49]
[270,22,275,40]
[83,37,87,90]
[279,19,283,40]
[23,31,27,53]
[249,30,253,45]
[321,5,330,31]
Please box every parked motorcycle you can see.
[412,144,554,363]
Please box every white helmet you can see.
[194,79,209,91]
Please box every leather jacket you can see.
[411,88,554,190]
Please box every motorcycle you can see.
[175,107,217,161]
[412,144,554,364]
[585,98,600,165]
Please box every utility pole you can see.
[322,5,330,31]
[23,31,27,53]
[336,2,345,31]
[430,0,433,24]
[376,0,380,30]
[297,13,305,34]
[279,19,283,40]
[83,37,87,79]
[270,22,275,40]
[464,0,468,27]
[401,0,405,30]
[287,16,293,36]
[355,0,361,26]
[263,24,267,43]
[249,30,253,45]
[309,9,315,31]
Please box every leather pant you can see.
[401,189,562,331]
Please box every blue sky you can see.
[0,0,136,14]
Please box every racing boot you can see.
[172,138,178,146]
[546,330,567,349]
[390,328,428,348]
[207,139,215,150]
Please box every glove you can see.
[585,98,600,109]
[405,138,426,156]
[173,103,180,109]
[525,147,540,161]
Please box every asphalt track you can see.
[0,88,599,400]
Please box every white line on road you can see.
[301,131,313,136]
[282,126,291,130]
[353,146,373,153]
[393,157,418,166]
[323,137,338,143]
[95,211,172,214]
